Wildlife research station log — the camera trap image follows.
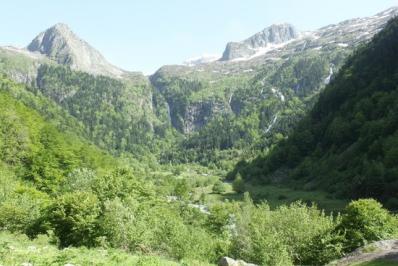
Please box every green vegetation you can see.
[0,81,394,265]
[34,64,176,156]
[209,183,348,212]
[0,77,117,192]
[156,48,350,167]
[338,199,398,251]
[0,12,398,266]
[0,232,186,266]
[233,18,398,207]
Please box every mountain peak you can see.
[220,23,299,61]
[49,23,75,36]
[27,23,124,78]
[375,6,398,16]
[27,23,76,56]
[52,22,70,29]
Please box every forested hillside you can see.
[157,49,349,166]
[232,17,398,209]
[1,6,398,266]
[34,64,176,155]
[0,76,117,191]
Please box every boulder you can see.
[218,256,257,266]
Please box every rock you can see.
[328,240,398,266]
[27,23,124,78]
[220,23,299,61]
[218,256,258,266]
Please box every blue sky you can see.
[1,0,397,74]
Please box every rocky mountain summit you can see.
[220,23,299,61]
[27,23,125,78]
[151,6,398,137]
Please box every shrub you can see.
[231,198,293,265]
[299,228,344,265]
[47,191,100,247]
[174,179,191,200]
[0,186,49,237]
[337,199,398,251]
[60,168,96,193]
[100,197,133,249]
[136,256,162,266]
[232,174,245,193]
[270,202,336,263]
[212,180,226,194]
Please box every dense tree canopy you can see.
[233,18,398,207]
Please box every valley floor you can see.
[0,232,213,266]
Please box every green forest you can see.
[232,17,398,210]
[0,8,398,266]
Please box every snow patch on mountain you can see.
[183,53,220,66]
[230,39,296,62]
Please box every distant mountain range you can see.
[182,6,398,67]
[0,6,396,150]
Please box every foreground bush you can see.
[301,199,398,265]
[2,166,398,266]
[337,199,398,251]
[230,194,335,265]
[47,191,100,247]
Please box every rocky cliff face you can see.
[221,23,299,61]
[27,23,125,78]
[152,7,398,140]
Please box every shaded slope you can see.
[232,18,398,207]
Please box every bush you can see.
[299,228,344,265]
[212,180,226,194]
[231,198,293,265]
[47,191,100,247]
[100,197,133,249]
[0,186,49,237]
[174,179,191,200]
[231,197,340,265]
[232,174,245,193]
[60,168,96,193]
[270,202,336,264]
[337,199,398,251]
[136,256,162,266]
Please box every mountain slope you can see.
[220,23,299,61]
[0,25,174,156]
[151,7,398,165]
[1,7,397,166]
[232,17,398,207]
[0,75,117,192]
[31,64,175,155]
[27,23,125,78]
